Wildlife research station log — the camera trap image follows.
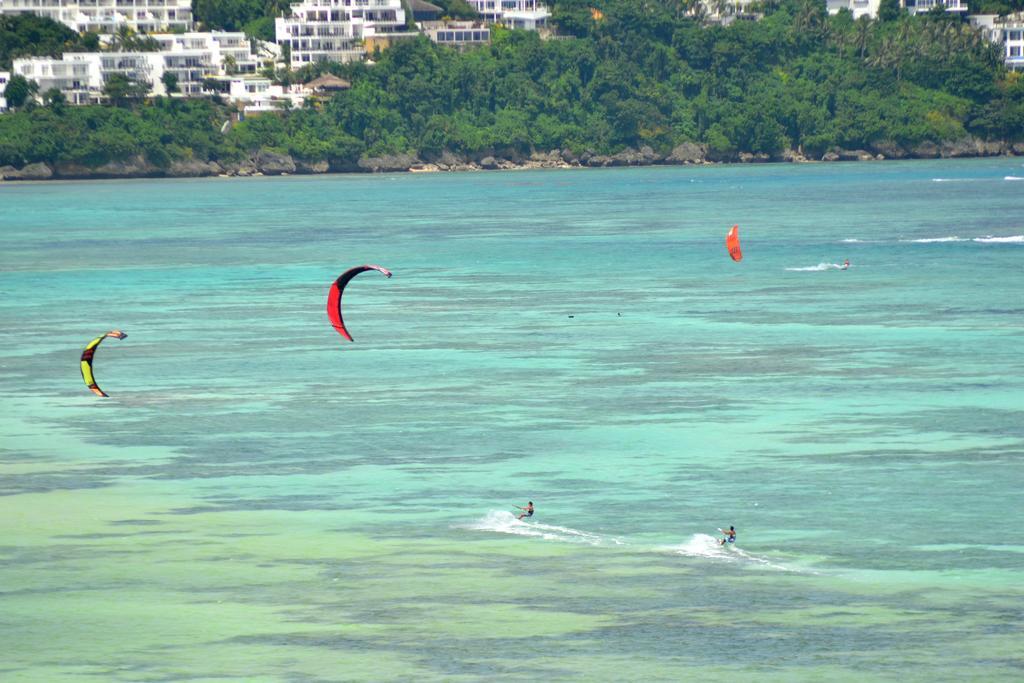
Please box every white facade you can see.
[0,0,193,33]
[150,32,267,77]
[206,75,307,113]
[971,14,1024,71]
[826,0,965,18]
[465,0,549,29]
[276,0,407,68]
[0,70,9,111]
[421,20,490,47]
[701,0,761,24]
[11,32,270,104]
[901,0,967,16]
[826,0,880,20]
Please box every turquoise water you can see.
[1,160,1022,681]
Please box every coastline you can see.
[2,138,1022,182]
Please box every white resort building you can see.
[826,0,966,17]
[0,0,193,33]
[275,0,408,68]
[825,0,880,20]
[971,13,1024,71]
[465,0,549,30]
[11,32,271,103]
[421,20,491,47]
[900,0,968,16]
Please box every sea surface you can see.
[1,159,1022,681]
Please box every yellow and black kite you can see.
[80,330,126,397]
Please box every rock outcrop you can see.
[256,151,297,175]
[0,139,1019,182]
[910,141,940,159]
[738,152,770,163]
[294,158,330,174]
[869,141,908,159]
[167,159,223,177]
[357,153,420,173]
[0,162,54,180]
[54,155,159,179]
[666,142,707,164]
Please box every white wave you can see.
[901,236,968,243]
[785,262,846,271]
[661,534,796,572]
[974,235,1024,243]
[456,510,622,547]
[841,238,864,243]
[662,533,732,559]
[1004,176,1024,181]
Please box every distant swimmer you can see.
[841,259,850,270]
[719,526,736,545]
[515,501,534,520]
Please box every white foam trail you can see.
[456,510,623,547]
[974,235,1024,243]
[902,236,967,243]
[841,238,863,243]
[785,262,846,271]
[662,533,730,559]
[661,534,797,572]
[1004,176,1024,181]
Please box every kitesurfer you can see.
[841,259,850,270]
[719,526,736,545]
[515,502,534,520]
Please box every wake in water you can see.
[785,262,847,272]
[1004,176,1023,181]
[900,235,1023,244]
[660,534,797,572]
[973,235,1024,243]
[901,236,968,243]
[458,513,802,572]
[455,510,623,547]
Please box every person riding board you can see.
[719,526,736,545]
[841,259,850,270]
[515,501,534,520]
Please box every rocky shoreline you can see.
[2,137,1021,182]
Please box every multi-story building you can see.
[901,0,968,16]
[825,0,880,20]
[0,70,9,111]
[0,0,193,33]
[10,32,269,103]
[150,32,270,76]
[276,0,407,68]
[826,0,966,17]
[421,21,491,47]
[971,13,1024,71]
[464,0,549,29]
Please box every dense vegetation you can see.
[1,14,100,69]
[192,0,289,40]
[969,0,1024,15]
[2,0,1023,171]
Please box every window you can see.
[1010,31,1022,41]
[1011,46,1022,57]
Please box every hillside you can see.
[2,0,1022,177]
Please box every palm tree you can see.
[855,16,871,60]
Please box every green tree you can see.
[3,74,37,108]
[103,74,150,106]
[878,0,902,22]
[1,14,86,69]
[162,71,180,94]
[43,87,66,110]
